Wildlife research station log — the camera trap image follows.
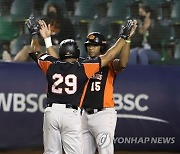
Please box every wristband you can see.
[44,37,52,48]
[125,39,131,43]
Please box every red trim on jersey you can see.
[79,62,100,107]
[38,60,52,74]
[83,63,100,78]
[79,79,90,107]
[103,63,116,108]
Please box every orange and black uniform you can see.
[81,62,117,109]
[30,53,101,106]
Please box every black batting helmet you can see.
[59,39,80,60]
[84,32,107,54]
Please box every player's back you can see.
[36,54,101,106]
[46,60,88,105]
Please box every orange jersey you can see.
[82,62,117,109]
[30,53,101,106]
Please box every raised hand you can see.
[129,20,138,39]
[38,20,51,39]
[25,16,40,36]
[119,19,134,40]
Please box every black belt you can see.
[47,103,78,110]
[84,108,103,114]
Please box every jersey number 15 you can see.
[91,81,101,91]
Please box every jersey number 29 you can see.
[52,73,77,94]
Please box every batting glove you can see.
[119,19,134,40]
[25,16,40,36]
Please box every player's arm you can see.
[25,16,44,61]
[113,42,130,72]
[29,35,44,61]
[113,20,137,72]
[100,19,137,68]
[39,20,59,58]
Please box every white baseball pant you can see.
[43,103,82,154]
[82,108,117,154]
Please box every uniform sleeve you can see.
[29,52,50,74]
[83,57,101,78]
[29,51,42,62]
[37,53,57,74]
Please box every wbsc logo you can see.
[114,93,169,123]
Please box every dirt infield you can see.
[0,149,179,154]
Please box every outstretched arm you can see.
[113,20,137,72]
[100,38,126,68]
[100,19,137,68]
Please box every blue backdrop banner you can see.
[113,65,180,151]
[0,62,180,151]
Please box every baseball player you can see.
[81,21,137,154]
[25,17,134,154]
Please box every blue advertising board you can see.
[113,65,180,151]
[0,62,46,148]
[0,62,180,151]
